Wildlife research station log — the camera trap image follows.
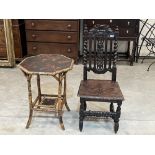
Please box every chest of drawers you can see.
[25,20,79,62]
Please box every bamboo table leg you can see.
[64,73,70,111]
[37,74,41,104]
[57,73,65,130]
[25,74,33,129]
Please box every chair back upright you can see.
[83,24,119,81]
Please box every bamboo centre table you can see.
[18,54,74,130]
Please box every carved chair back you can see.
[83,24,119,81]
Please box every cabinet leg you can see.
[130,41,136,66]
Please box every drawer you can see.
[25,20,79,31]
[84,19,139,30]
[26,30,78,43]
[119,28,138,37]
[114,19,139,28]
[27,42,78,58]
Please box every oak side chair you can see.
[78,24,124,133]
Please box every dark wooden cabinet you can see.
[83,19,139,38]
[12,19,25,60]
[25,20,80,62]
[83,19,139,65]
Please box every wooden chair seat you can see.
[78,79,124,101]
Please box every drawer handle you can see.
[110,20,112,23]
[126,30,129,34]
[67,24,72,28]
[32,34,37,38]
[128,21,130,25]
[67,35,72,40]
[32,46,37,50]
[67,48,72,53]
[31,22,35,27]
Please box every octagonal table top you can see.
[18,54,74,75]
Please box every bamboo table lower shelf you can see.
[18,54,74,130]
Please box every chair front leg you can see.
[79,98,85,132]
[83,101,87,111]
[110,102,114,112]
[114,101,122,133]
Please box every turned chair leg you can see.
[114,102,122,133]
[79,99,85,132]
[114,119,119,133]
[83,101,87,111]
[110,102,114,112]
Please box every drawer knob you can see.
[92,20,95,25]
[67,24,72,28]
[32,34,36,38]
[67,35,72,40]
[67,48,71,53]
[126,30,129,34]
[110,20,112,23]
[31,22,35,27]
[32,46,37,50]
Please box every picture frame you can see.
[0,19,15,67]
